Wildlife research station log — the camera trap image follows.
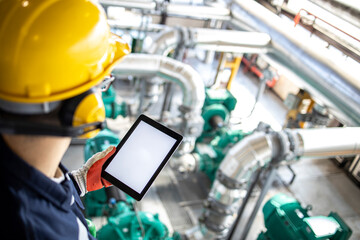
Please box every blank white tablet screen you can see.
[104,121,177,193]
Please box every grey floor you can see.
[62,52,360,239]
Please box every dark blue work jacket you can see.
[0,136,96,240]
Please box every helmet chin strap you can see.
[0,118,106,137]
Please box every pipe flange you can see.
[216,170,245,189]
[200,201,235,235]
[284,129,302,160]
[201,218,228,235]
[205,197,236,215]
[274,130,302,163]
[273,131,292,162]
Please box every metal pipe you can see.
[217,132,275,186]
[108,19,166,33]
[99,0,156,11]
[288,127,360,158]
[99,0,230,20]
[166,4,230,21]
[230,0,360,126]
[146,27,271,55]
[146,28,180,55]
[190,126,360,239]
[193,132,276,238]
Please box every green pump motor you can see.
[258,194,352,240]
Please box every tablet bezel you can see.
[101,114,183,201]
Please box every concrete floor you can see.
[62,52,360,239]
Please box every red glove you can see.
[71,146,116,196]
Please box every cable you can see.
[132,201,145,238]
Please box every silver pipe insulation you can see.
[146,28,180,55]
[289,127,360,158]
[230,0,360,127]
[107,19,166,33]
[197,132,276,238]
[166,4,230,21]
[99,0,156,11]
[99,0,230,20]
[192,126,360,239]
[112,53,205,153]
[146,27,271,55]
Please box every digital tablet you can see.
[101,114,183,201]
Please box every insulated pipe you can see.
[196,132,276,238]
[146,28,180,55]
[146,27,271,55]
[216,132,275,187]
[166,4,230,21]
[192,126,360,239]
[111,54,205,153]
[231,0,360,126]
[288,127,360,158]
[99,0,156,11]
[107,19,166,33]
[99,0,230,20]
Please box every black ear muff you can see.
[0,88,105,137]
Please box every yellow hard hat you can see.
[0,0,130,103]
[0,0,130,138]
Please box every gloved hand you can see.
[71,146,116,197]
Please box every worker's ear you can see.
[59,88,106,138]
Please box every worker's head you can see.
[0,0,130,138]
